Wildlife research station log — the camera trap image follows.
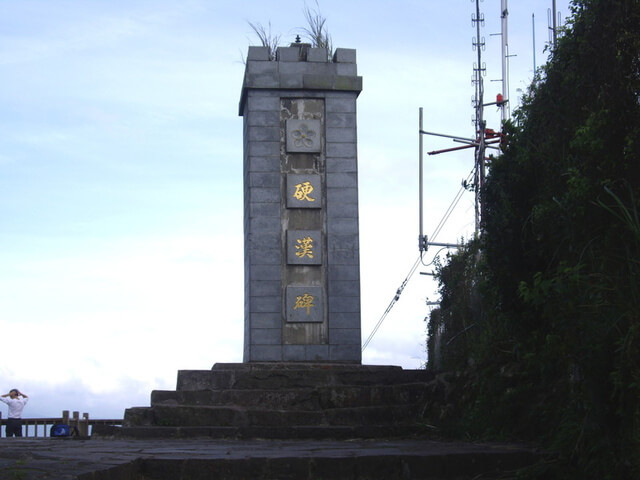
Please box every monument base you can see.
[97,363,435,440]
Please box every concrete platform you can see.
[0,437,541,479]
[119,363,437,439]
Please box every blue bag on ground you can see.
[50,424,73,437]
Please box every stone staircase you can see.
[100,363,436,440]
[88,363,543,478]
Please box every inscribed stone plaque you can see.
[286,286,323,323]
[287,230,322,265]
[286,174,322,209]
[286,119,322,153]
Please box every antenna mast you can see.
[472,0,486,234]
[532,13,537,72]
[548,0,561,48]
[500,0,510,122]
[417,0,506,251]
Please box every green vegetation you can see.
[426,1,640,478]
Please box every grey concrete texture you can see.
[249,312,281,329]
[239,47,362,116]
[285,344,329,362]
[248,280,281,297]
[328,279,360,297]
[248,125,280,143]
[246,155,280,172]
[328,296,360,313]
[326,126,357,143]
[245,110,280,127]
[306,47,328,63]
[326,142,357,158]
[327,187,358,205]
[326,157,357,173]
[247,46,270,61]
[326,112,356,128]
[329,312,361,329]
[125,403,421,429]
[328,265,360,281]
[248,265,281,281]
[246,186,280,203]
[281,344,306,361]
[244,345,283,362]
[328,249,359,266]
[327,201,358,219]
[0,437,541,480]
[247,232,280,251]
[326,172,358,188]
[176,364,430,391]
[242,48,363,363]
[250,328,282,345]
[329,328,361,345]
[333,48,357,63]
[247,140,279,157]
[249,172,280,188]
[325,93,357,113]
[248,249,281,265]
[248,201,280,218]
[248,215,280,234]
[249,295,280,313]
[330,344,362,362]
[151,382,429,409]
[245,92,280,112]
[327,217,359,235]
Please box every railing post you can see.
[71,411,79,434]
[78,413,89,437]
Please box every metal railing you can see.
[0,410,123,437]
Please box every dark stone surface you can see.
[0,437,541,480]
[72,363,548,478]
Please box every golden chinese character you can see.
[294,293,315,315]
[295,236,314,259]
[293,181,316,202]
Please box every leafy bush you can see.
[427,1,640,477]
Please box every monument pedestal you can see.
[100,363,434,440]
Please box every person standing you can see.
[1,389,29,437]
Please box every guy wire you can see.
[362,167,474,351]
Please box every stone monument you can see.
[240,43,363,363]
[108,45,436,442]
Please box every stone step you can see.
[150,382,429,409]
[176,363,433,390]
[94,423,436,441]
[137,446,539,480]
[211,363,403,372]
[19,434,541,479]
[124,404,423,428]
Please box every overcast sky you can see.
[0,0,569,419]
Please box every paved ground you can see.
[0,437,540,479]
